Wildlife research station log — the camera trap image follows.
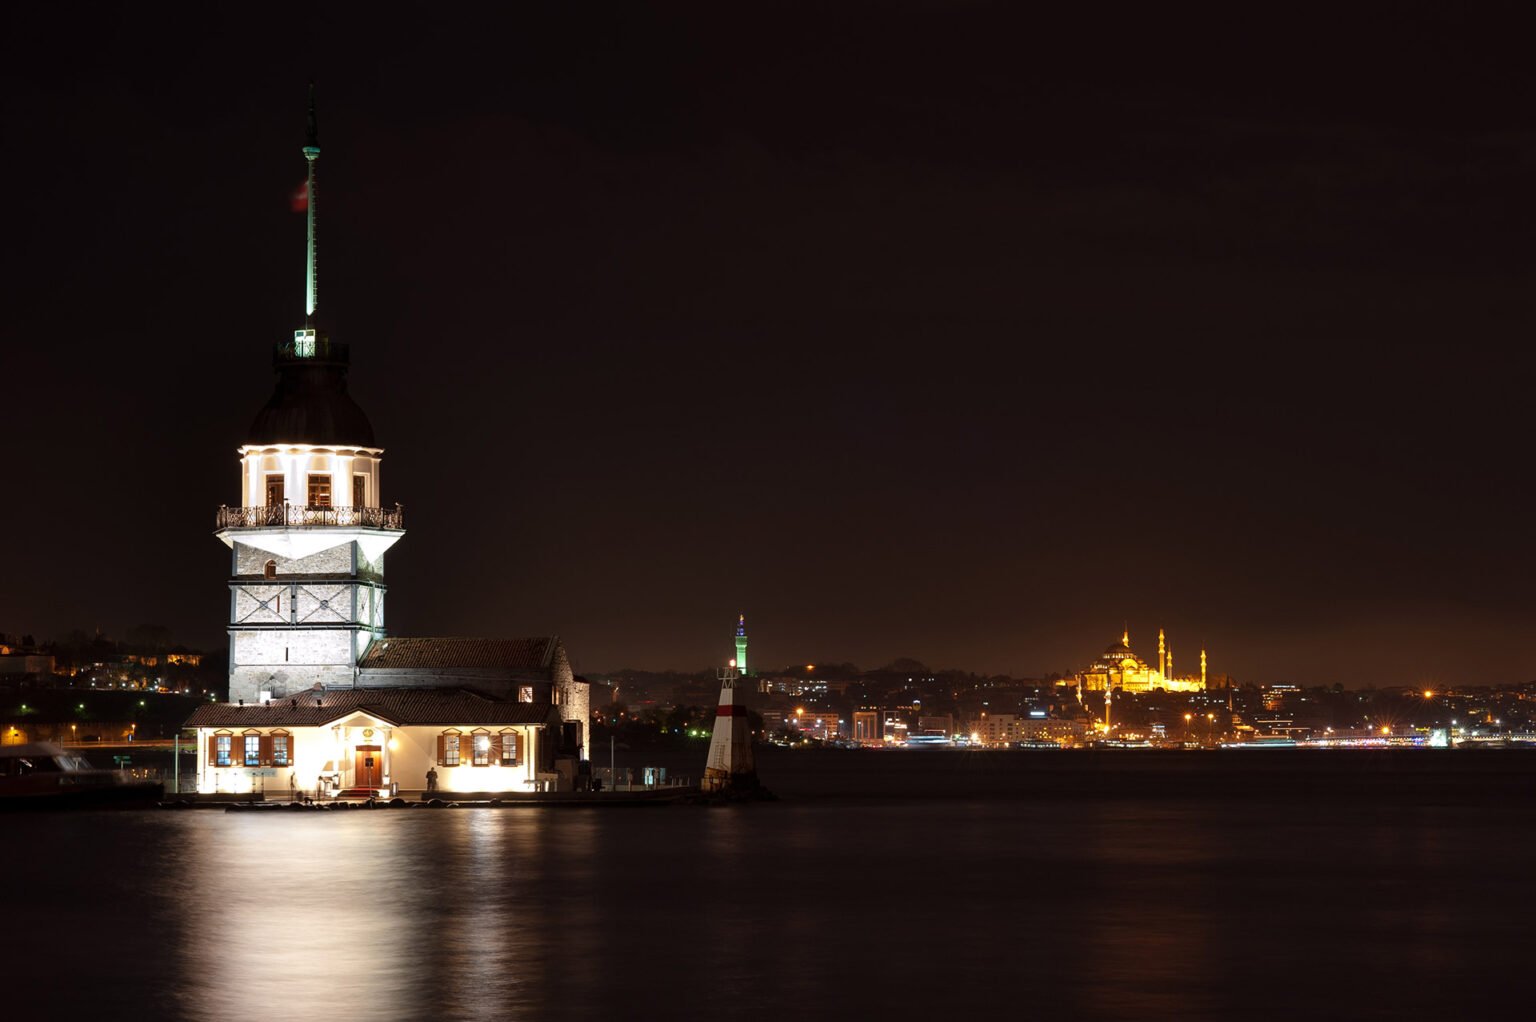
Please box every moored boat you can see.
[0,742,163,810]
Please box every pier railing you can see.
[216,503,404,530]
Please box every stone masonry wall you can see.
[234,540,356,577]
[229,627,358,702]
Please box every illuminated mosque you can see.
[1076,628,1206,694]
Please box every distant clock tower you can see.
[215,87,404,704]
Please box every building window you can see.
[244,735,261,767]
[440,734,461,767]
[471,734,491,766]
[214,734,232,767]
[499,731,518,766]
[265,475,284,505]
[353,475,366,508]
[518,686,534,703]
[308,474,331,507]
[272,733,291,766]
[264,559,277,580]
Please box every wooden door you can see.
[354,746,382,788]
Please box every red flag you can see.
[290,180,309,213]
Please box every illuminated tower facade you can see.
[1158,628,1166,678]
[734,614,749,676]
[215,88,404,703]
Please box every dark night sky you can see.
[3,4,1535,685]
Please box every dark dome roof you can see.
[247,359,375,447]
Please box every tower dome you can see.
[247,340,375,446]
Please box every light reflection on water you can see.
[7,752,1536,1020]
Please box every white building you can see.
[188,92,587,796]
[186,688,561,797]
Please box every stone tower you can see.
[216,87,404,703]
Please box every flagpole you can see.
[303,82,320,325]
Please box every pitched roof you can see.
[357,637,558,670]
[185,687,554,728]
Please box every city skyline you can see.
[4,6,1535,686]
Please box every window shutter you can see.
[436,734,445,766]
[489,734,501,764]
[207,736,217,764]
[510,732,520,765]
[260,735,273,766]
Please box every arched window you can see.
[264,559,277,580]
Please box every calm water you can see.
[7,749,1535,1020]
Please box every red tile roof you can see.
[185,687,555,727]
[357,637,558,670]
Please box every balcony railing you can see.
[216,503,404,530]
[274,336,349,366]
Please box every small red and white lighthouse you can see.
[702,664,756,793]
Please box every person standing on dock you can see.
[426,766,438,793]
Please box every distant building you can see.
[969,713,1024,746]
[852,710,881,746]
[788,708,839,742]
[1018,718,1088,744]
[1262,683,1301,711]
[916,714,954,738]
[0,653,55,676]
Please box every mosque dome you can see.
[1091,637,1146,672]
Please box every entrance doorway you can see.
[354,745,382,789]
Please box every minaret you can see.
[735,614,749,676]
[1158,628,1166,679]
[1201,648,1207,690]
[1167,644,1174,684]
[215,87,404,704]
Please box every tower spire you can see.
[734,614,749,676]
[303,82,321,325]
